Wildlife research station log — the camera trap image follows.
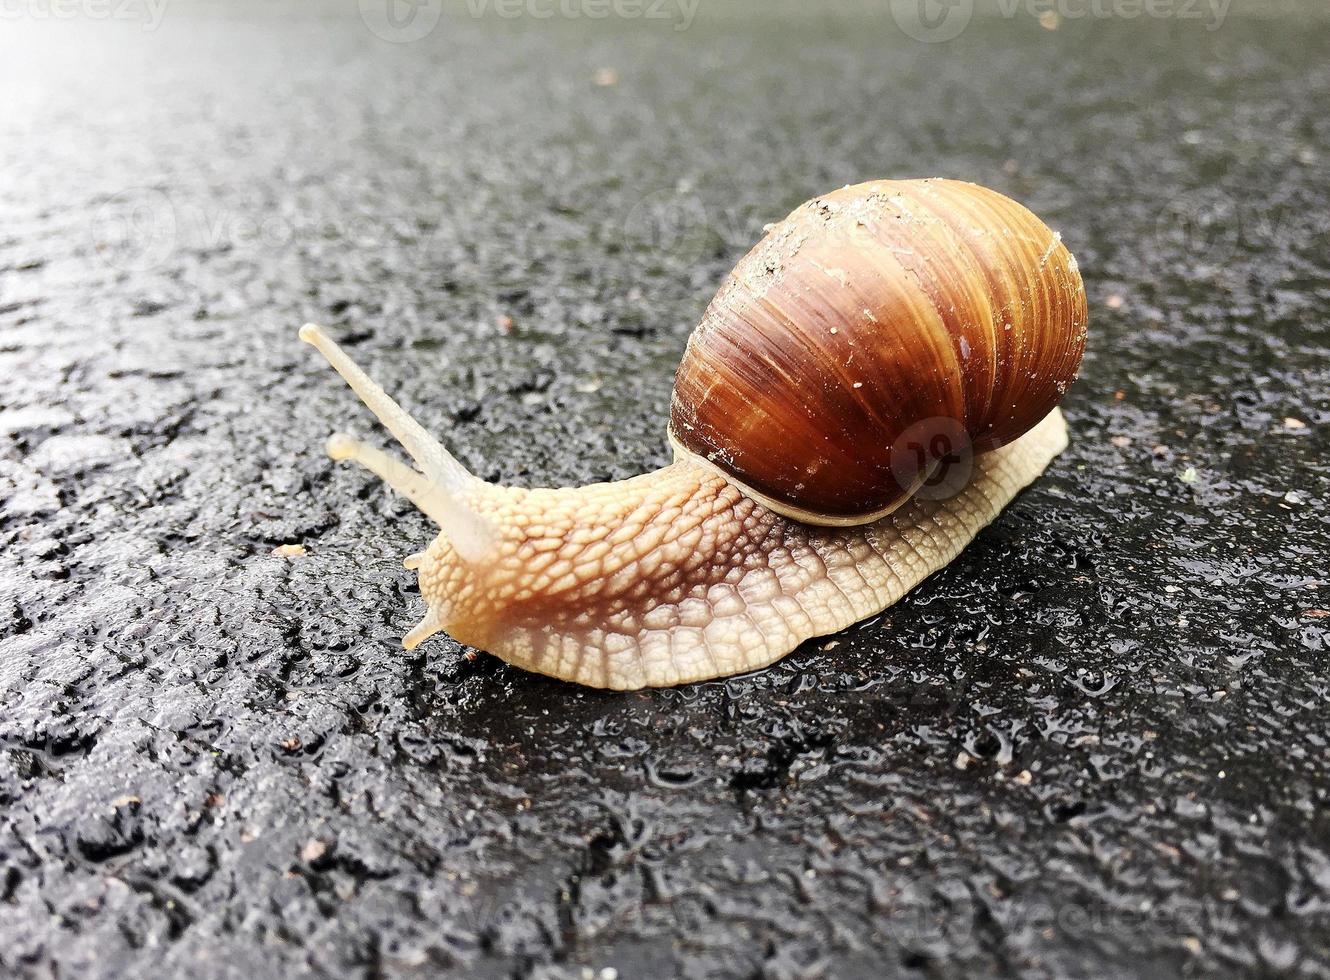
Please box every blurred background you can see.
[1,1,1327,977]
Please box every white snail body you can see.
[301,178,1086,689]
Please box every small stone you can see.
[111,795,141,808]
[593,68,618,87]
[1110,435,1131,448]
[1282,417,1306,430]
[497,314,514,334]
[1105,294,1124,309]
[1283,490,1304,505]
[301,839,328,863]
[1179,467,1198,484]
[271,543,306,557]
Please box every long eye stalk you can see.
[300,323,494,562]
[299,323,475,491]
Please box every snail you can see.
[300,178,1086,689]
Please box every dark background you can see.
[1,1,1327,976]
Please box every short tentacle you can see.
[301,322,498,561]
[403,607,446,651]
[324,433,494,563]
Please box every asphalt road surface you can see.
[1,1,1327,977]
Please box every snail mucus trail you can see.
[301,178,1087,689]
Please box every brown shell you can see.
[667,178,1087,526]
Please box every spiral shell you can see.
[667,178,1087,525]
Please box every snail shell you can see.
[300,178,1086,688]
[670,179,1086,525]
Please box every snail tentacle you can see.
[299,322,476,492]
[301,322,496,563]
[403,607,447,651]
[324,432,494,563]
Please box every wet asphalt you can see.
[1,1,1328,977]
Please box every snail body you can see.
[301,178,1086,689]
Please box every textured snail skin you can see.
[670,179,1086,525]
[414,409,1066,689]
